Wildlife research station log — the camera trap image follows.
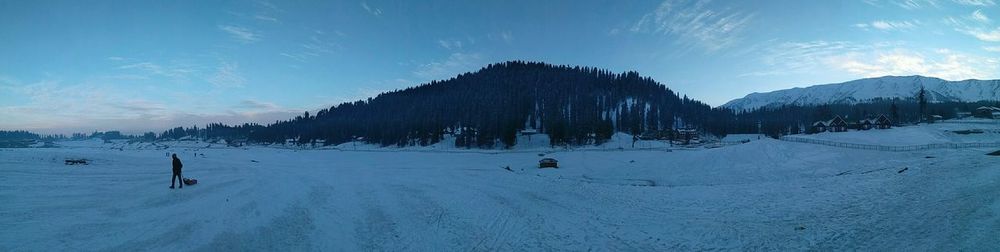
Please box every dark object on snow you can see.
[539,158,558,168]
[537,153,545,157]
[988,150,1000,156]
[898,167,908,173]
[925,156,934,159]
[504,166,512,172]
[795,226,806,231]
[171,154,184,189]
[65,159,89,165]
[953,129,984,135]
[251,160,259,163]
[183,178,198,185]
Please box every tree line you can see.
[5,61,998,147]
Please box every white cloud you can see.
[280,52,308,62]
[857,20,919,31]
[413,52,484,80]
[629,0,755,53]
[279,33,338,62]
[208,62,246,88]
[118,62,195,78]
[744,40,999,81]
[961,27,1000,41]
[0,80,301,134]
[218,25,261,43]
[945,12,1000,42]
[360,1,382,16]
[828,49,999,80]
[437,39,463,50]
[953,0,996,6]
[971,9,991,23]
[254,0,283,12]
[984,46,1000,52]
[487,31,514,43]
[254,14,279,23]
[893,0,940,9]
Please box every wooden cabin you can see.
[857,119,873,130]
[813,115,848,133]
[974,106,1000,119]
[873,114,892,129]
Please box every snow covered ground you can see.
[794,119,1000,146]
[2,125,999,250]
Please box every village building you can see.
[974,106,1000,119]
[872,114,891,129]
[812,115,848,133]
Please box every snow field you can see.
[2,124,999,250]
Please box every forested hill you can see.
[242,61,729,148]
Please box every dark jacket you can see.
[172,157,183,173]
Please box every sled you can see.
[183,178,198,186]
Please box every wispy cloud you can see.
[628,0,755,53]
[892,0,940,9]
[254,0,283,12]
[413,52,484,80]
[952,0,996,6]
[740,40,884,77]
[985,46,1000,52]
[279,31,339,62]
[970,9,991,23]
[360,1,383,16]
[118,62,196,78]
[218,25,261,43]
[745,39,999,80]
[254,14,279,23]
[437,39,464,50]
[207,62,246,88]
[856,20,920,31]
[830,48,999,80]
[963,28,1000,41]
[944,11,1000,42]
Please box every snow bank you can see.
[2,135,998,250]
[793,120,1000,146]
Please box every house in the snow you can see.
[974,106,1000,119]
[857,118,873,130]
[858,114,892,130]
[872,114,891,129]
[813,115,848,133]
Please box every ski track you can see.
[1,137,999,251]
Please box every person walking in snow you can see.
[170,153,183,189]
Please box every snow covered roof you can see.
[815,116,846,127]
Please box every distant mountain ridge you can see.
[722,76,1000,111]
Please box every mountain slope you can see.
[241,61,728,148]
[722,76,1000,111]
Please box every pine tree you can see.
[918,87,927,122]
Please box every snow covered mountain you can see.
[722,76,1000,111]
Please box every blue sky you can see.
[1,0,998,134]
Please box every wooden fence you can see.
[779,136,1000,152]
